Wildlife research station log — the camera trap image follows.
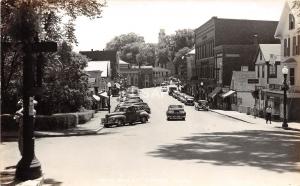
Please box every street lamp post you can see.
[282,66,289,129]
[200,82,204,100]
[107,82,112,113]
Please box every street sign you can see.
[248,79,259,84]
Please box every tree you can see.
[106,32,145,51]
[106,33,147,65]
[1,0,106,114]
[40,42,91,114]
[156,29,194,74]
[136,43,157,66]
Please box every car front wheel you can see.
[117,119,123,127]
[141,117,147,123]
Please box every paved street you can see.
[1,87,300,186]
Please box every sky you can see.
[74,0,286,52]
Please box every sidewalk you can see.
[210,109,300,131]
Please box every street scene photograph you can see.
[1,0,300,185]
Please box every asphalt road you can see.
[1,87,300,186]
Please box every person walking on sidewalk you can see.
[253,104,258,119]
[265,105,272,124]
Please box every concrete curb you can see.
[209,109,254,124]
[1,125,105,139]
[34,125,104,138]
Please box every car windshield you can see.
[116,107,127,112]
[169,108,184,111]
[168,105,183,109]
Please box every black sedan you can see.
[166,105,186,121]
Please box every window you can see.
[284,39,287,57]
[288,38,291,56]
[289,14,295,30]
[269,64,277,78]
[290,68,295,85]
[293,36,296,56]
[241,66,248,71]
[262,65,265,78]
[298,35,300,55]
[259,52,262,60]
[257,65,260,78]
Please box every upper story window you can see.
[269,64,277,78]
[259,52,263,60]
[290,68,295,85]
[289,14,295,30]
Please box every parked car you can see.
[168,86,177,96]
[166,105,186,121]
[178,93,186,103]
[102,105,150,127]
[161,86,168,92]
[185,96,194,106]
[194,100,209,111]
[132,102,151,114]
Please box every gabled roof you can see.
[259,44,281,61]
[187,49,195,55]
[275,1,300,38]
[84,61,110,77]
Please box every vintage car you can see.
[168,86,177,96]
[161,86,168,92]
[166,105,186,121]
[102,105,150,127]
[132,102,151,114]
[184,96,194,106]
[194,100,209,111]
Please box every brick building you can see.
[195,17,280,108]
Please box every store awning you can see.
[115,83,121,89]
[221,90,236,98]
[99,92,108,98]
[92,95,100,101]
[208,87,222,98]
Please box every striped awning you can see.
[221,90,236,98]
[208,87,222,98]
[92,95,100,101]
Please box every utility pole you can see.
[14,3,57,181]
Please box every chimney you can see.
[91,49,93,51]
[253,34,258,45]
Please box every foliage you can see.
[106,32,145,51]
[156,29,194,74]
[40,42,91,114]
[136,43,157,66]
[1,0,106,114]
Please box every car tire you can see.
[167,117,170,121]
[141,117,147,123]
[182,117,185,121]
[117,119,123,127]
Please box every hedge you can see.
[1,110,95,132]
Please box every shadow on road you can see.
[43,178,63,186]
[148,130,300,173]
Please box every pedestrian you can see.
[265,105,272,124]
[253,104,257,119]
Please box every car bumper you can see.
[167,114,185,119]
